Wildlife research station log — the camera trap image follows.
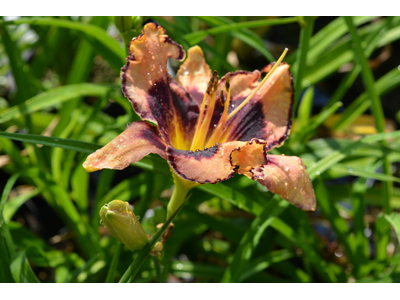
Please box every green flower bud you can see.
[100,200,149,251]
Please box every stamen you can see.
[190,48,288,151]
[220,90,225,106]
[226,48,288,121]
[204,75,231,148]
[190,71,219,151]
[190,91,209,151]
[194,89,217,149]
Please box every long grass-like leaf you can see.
[105,242,122,283]
[307,130,400,180]
[10,251,40,283]
[221,198,289,282]
[0,17,125,71]
[384,213,400,244]
[0,84,115,124]
[193,16,276,62]
[293,16,315,113]
[0,131,101,153]
[184,17,298,45]
[344,16,393,262]
[0,173,21,283]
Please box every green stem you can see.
[167,173,195,218]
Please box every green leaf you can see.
[3,187,41,223]
[384,213,400,244]
[10,251,40,283]
[0,131,102,153]
[0,172,20,282]
[313,177,355,267]
[0,18,40,105]
[184,17,298,45]
[221,198,289,282]
[239,250,294,282]
[105,242,122,283]
[0,17,125,72]
[193,16,276,62]
[0,83,115,124]
[296,86,314,130]
[293,16,315,112]
[66,253,103,283]
[307,130,400,180]
[344,16,392,261]
[333,66,400,131]
[198,183,263,216]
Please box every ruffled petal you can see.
[230,139,267,178]
[166,141,248,184]
[253,154,316,211]
[83,121,167,172]
[175,46,212,107]
[121,22,198,148]
[218,63,293,150]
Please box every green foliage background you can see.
[1,16,400,283]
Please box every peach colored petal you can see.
[230,139,267,178]
[83,121,167,172]
[121,23,199,148]
[175,46,212,107]
[254,154,316,211]
[166,140,248,184]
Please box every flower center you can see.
[189,48,288,152]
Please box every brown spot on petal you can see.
[256,154,316,211]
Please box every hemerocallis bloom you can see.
[83,23,316,214]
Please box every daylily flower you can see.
[83,23,316,214]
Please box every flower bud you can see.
[100,200,149,251]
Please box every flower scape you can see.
[83,22,316,213]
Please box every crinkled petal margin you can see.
[166,141,249,184]
[121,22,198,148]
[253,154,316,211]
[83,121,167,172]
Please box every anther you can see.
[220,91,225,105]
[206,78,213,95]
[225,75,230,91]
[213,80,219,92]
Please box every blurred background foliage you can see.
[0,16,400,283]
